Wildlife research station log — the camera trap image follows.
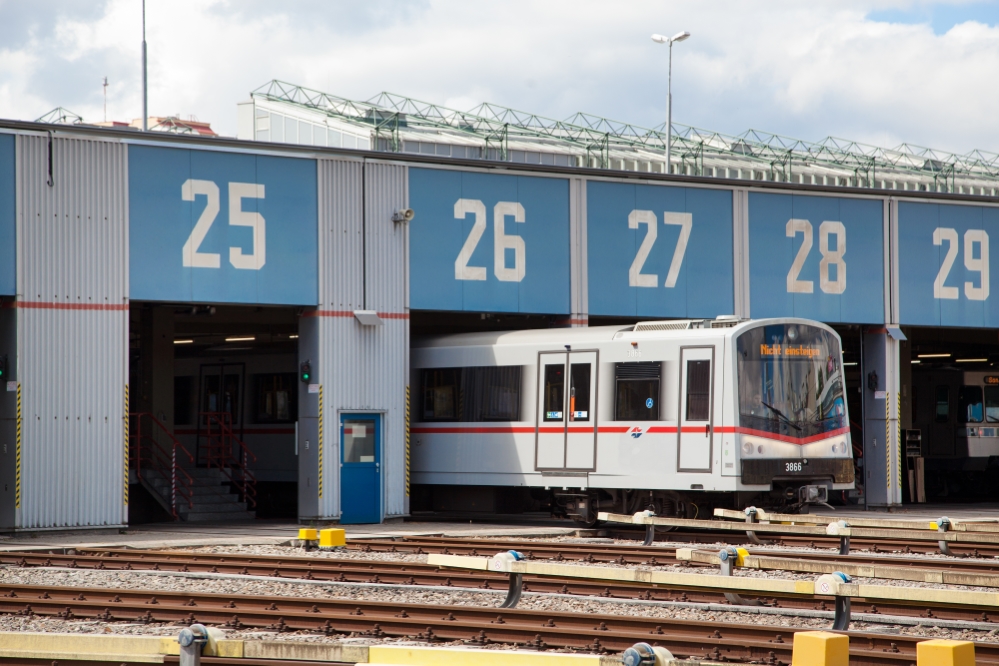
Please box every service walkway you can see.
[0,518,576,551]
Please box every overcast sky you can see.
[1,0,998,154]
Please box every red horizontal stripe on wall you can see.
[175,427,295,436]
[17,301,128,311]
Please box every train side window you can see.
[254,373,298,423]
[935,385,950,423]
[958,385,983,423]
[422,368,461,421]
[543,364,565,421]
[569,363,591,421]
[615,362,661,421]
[685,359,711,421]
[986,386,999,423]
[471,366,522,421]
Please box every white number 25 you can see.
[182,179,266,271]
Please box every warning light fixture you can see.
[300,361,312,383]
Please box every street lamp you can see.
[651,31,691,174]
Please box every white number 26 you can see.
[454,199,526,282]
[182,179,266,271]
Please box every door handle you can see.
[705,425,710,437]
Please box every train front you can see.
[734,321,855,506]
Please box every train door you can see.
[197,363,245,464]
[677,347,713,472]
[535,351,597,471]
[340,414,381,524]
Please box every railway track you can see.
[0,580,993,665]
[1,546,998,624]
[346,532,999,559]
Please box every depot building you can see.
[2,81,999,529]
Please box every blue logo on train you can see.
[646,398,654,409]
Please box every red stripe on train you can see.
[411,424,848,445]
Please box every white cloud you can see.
[0,0,997,154]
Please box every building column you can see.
[861,327,904,507]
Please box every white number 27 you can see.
[628,210,692,288]
[182,179,266,271]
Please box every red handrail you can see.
[129,412,195,520]
[200,412,257,509]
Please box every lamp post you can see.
[651,31,690,174]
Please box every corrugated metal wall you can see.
[363,161,409,517]
[16,134,128,528]
[314,158,409,519]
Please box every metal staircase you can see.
[129,412,256,522]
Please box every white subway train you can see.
[410,317,854,524]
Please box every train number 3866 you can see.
[785,462,803,472]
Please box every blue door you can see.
[340,414,381,524]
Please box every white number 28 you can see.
[181,179,266,271]
[786,219,846,295]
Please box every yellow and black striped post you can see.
[897,391,902,497]
[123,385,129,507]
[15,382,21,511]
[318,385,323,499]
[405,385,411,498]
[885,391,891,500]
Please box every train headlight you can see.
[742,442,752,455]
[832,442,846,455]
[757,444,766,455]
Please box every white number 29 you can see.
[933,227,989,301]
[181,179,266,270]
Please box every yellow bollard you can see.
[319,528,346,549]
[791,631,848,666]
[917,639,974,666]
[298,528,318,542]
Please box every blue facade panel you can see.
[409,167,570,314]
[0,134,14,295]
[586,181,733,318]
[749,192,883,323]
[128,145,318,305]
[898,201,998,327]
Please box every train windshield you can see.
[736,323,847,440]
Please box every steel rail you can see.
[346,533,999,558]
[0,659,344,666]
[0,581,992,665]
[3,549,999,624]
